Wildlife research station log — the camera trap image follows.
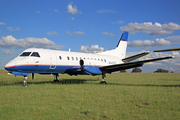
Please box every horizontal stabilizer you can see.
[154,47,180,52]
[100,56,174,73]
[122,52,150,63]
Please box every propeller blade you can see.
[79,59,84,70]
[32,73,34,79]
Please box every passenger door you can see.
[49,51,57,69]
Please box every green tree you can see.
[120,70,126,73]
[131,67,142,73]
[154,68,169,73]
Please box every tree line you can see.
[120,68,173,73]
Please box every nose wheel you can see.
[23,76,28,87]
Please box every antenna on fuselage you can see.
[69,48,71,52]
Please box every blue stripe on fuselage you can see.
[5,65,102,75]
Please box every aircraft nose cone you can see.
[4,60,16,71]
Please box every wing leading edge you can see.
[100,56,174,73]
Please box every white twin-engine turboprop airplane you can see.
[5,31,174,86]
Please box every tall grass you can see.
[0,73,180,119]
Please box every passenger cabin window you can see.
[59,56,62,60]
[19,52,31,57]
[67,56,70,60]
[31,52,40,57]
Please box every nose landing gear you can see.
[23,76,28,87]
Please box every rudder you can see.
[98,31,128,59]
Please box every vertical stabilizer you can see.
[98,31,128,59]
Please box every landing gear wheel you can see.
[100,74,107,84]
[23,76,28,87]
[100,81,107,84]
[54,80,59,82]
[23,84,28,87]
[53,74,59,82]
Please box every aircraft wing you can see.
[122,52,150,63]
[154,47,180,52]
[100,56,174,73]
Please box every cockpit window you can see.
[19,52,31,57]
[31,52,40,57]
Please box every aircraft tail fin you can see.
[116,31,128,47]
[98,31,128,59]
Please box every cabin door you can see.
[49,51,57,69]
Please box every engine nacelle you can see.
[79,59,104,75]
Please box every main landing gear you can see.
[100,74,107,84]
[54,74,59,82]
[23,75,28,87]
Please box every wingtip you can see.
[172,56,175,59]
[145,51,150,54]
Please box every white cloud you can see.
[47,31,58,35]
[66,31,84,35]
[0,22,6,25]
[71,17,75,20]
[102,32,115,37]
[97,10,117,13]
[0,35,28,48]
[0,35,63,50]
[111,20,124,24]
[165,35,180,44]
[102,32,109,35]
[109,33,116,37]
[66,3,82,14]
[36,11,40,13]
[172,51,180,56]
[66,31,73,35]
[7,27,20,31]
[128,38,171,49]
[55,10,58,12]
[2,49,15,55]
[73,31,84,35]
[120,22,180,36]
[25,37,63,49]
[155,38,171,46]
[81,45,104,53]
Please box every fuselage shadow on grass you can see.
[107,83,180,87]
[0,78,100,86]
[1,80,180,87]
[30,79,89,85]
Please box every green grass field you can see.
[0,71,180,120]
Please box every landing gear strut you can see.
[54,74,59,82]
[100,74,107,84]
[23,75,28,87]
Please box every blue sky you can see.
[0,0,180,72]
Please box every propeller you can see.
[32,73,34,80]
[79,59,84,70]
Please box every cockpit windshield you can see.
[19,52,40,57]
[19,52,31,57]
[31,52,40,57]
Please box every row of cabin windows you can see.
[59,56,106,62]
